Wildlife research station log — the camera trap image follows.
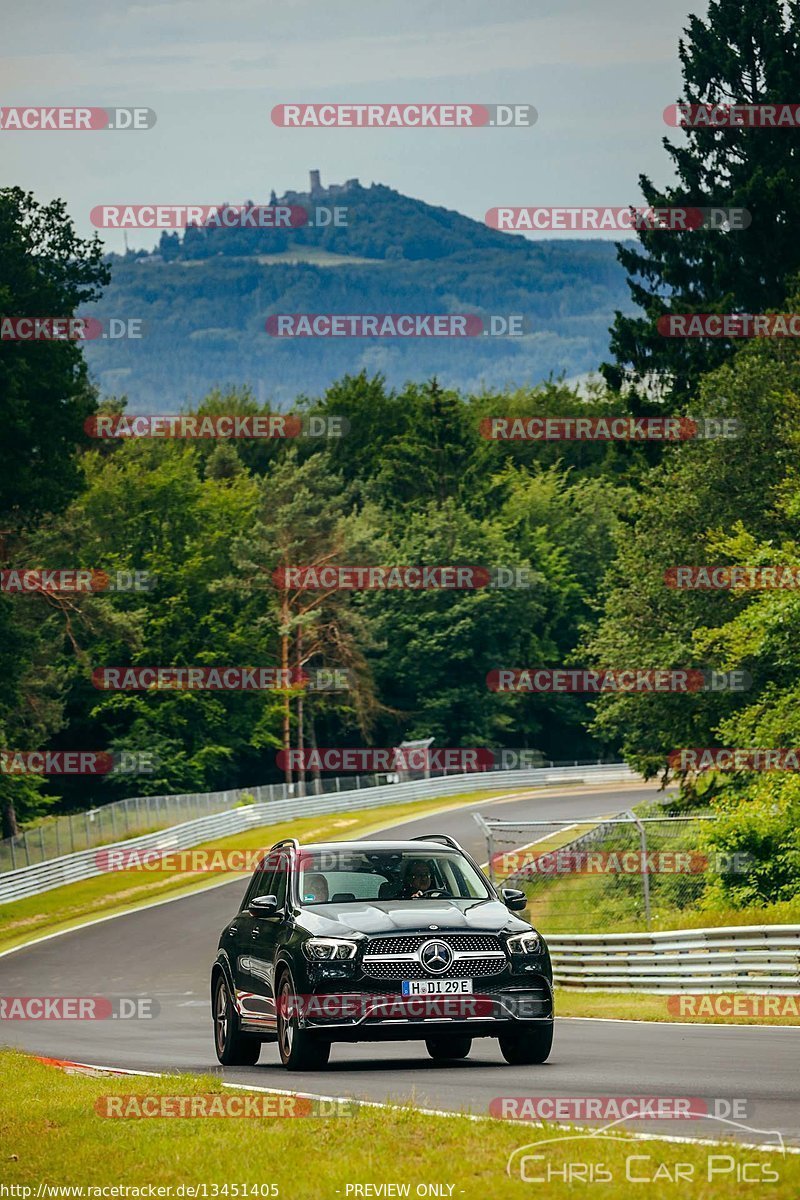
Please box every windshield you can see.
[297,848,492,904]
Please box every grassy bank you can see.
[507,807,800,934]
[555,988,800,1026]
[1,1051,795,1199]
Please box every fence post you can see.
[39,826,46,861]
[70,814,76,854]
[23,829,30,866]
[627,809,651,930]
[472,813,494,883]
[85,810,91,850]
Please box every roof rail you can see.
[269,837,300,854]
[411,833,461,850]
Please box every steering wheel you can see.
[417,887,452,898]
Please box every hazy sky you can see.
[2,0,704,252]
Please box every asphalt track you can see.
[2,782,798,1147]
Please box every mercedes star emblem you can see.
[419,939,453,973]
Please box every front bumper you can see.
[294,967,554,1038]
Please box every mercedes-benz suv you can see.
[211,834,553,1070]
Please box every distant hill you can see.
[83,175,635,409]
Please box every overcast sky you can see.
[2,0,704,252]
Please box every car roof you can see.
[288,840,463,853]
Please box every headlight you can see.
[302,937,358,961]
[507,931,541,955]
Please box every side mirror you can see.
[501,887,527,912]
[249,893,280,918]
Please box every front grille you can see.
[366,933,501,956]
[363,956,506,981]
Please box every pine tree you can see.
[603,0,800,408]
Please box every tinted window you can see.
[298,849,491,904]
[241,851,288,910]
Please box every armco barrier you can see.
[0,763,637,905]
[548,925,800,992]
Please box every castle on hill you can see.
[278,170,360,204]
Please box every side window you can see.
[271,853,289,909]
[241,854,274,911]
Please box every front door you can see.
[237,851,290,1031]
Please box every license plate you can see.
[401,979,473,996]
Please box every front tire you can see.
[498,1021,553,1065]
[213,974,261,1066]
[425,1034,472,1061]
[276,971,331,1070]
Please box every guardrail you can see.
[0,758,627,873]
[0,762,637,905]
[548,925,800,992]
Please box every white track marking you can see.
[32,1055,799,1154]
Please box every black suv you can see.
[211,834,553,1070]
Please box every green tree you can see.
[0,188,109,519]
[587,335,800,779]
[0,188,108,836]
[603,0,800,406]
[228,451,380,789]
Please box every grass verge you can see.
[508,805,800,933]
[0,789,522,955]
[0,1050,796,1199]
[555,988,800,1026]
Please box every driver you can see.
[302,872,329,903]
[402,859,435,899]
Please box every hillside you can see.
[83,176,634,409]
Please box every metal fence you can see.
[0,761,638,905]
[548,925,800,992]
[0,787,261,874]
[0,757,626,874]
[476,807,729,932]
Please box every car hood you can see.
[297,898,533,938]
